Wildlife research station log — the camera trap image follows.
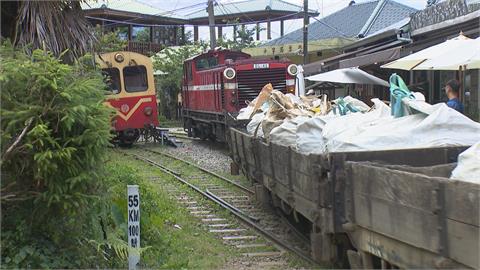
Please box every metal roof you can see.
[81,0,183,20]
[263,0,416,46]
[185,0,318,20]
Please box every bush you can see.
[0,43,113,268]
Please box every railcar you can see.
[182,49,298,142]
[97,51,159,145]
[229,128,478,269]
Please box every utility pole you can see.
[303,0,308,64]
[207,0,216,49]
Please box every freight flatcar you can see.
[182,48,298,142]
[97,51,159,146]
[228,128,478,269]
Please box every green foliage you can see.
[106,151,235,269]
[0,42,113,268]
[152,45,206,119]
[217,22,262,51]
[93,25,128,53]
[134,27,151,43]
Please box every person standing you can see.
[445,79,464,113]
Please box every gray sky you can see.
[139,0,426,41]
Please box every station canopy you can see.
[81,0,186,25]
[186,0,319,25]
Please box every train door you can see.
[183,61,193,108]
[213,72,223,111]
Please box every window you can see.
[195,57,218,70]
[123,65,148,92]
[102,68,121,94]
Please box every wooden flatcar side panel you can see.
[271,143,290,186]
[444,180,480,226]
[258,141,272,177]
[347,162,480,269]
[347,226,469,269]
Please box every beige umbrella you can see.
[414,37,480,70]
[381,33,473,70]
[306,67,389,87]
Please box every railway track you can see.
[121,147,317,267]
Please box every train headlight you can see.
[144,106,153,116]
[223,68,236,80]
[287,64,298,76]
[114,53,124,63]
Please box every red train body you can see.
[182,49,297,141]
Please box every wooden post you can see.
[149,26,153,43]
[173,26,178,45]
[128,24,133,41]
[233,25,238,39]
[217,26,223,39]
[256,22,260,40]
[181,26,185,44]
[194,25,199,43]
[280,20,284,36]
[267,20,271,40]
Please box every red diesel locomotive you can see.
[182,49,298,141]
[98,51,159,145]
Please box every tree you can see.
[9,1,95,60]
[93,25,128,53]
[152,44,206,119]
[217,23,262,51]
[0,43,113,268]
[135,27,151,43]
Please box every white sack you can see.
[237,106,254,120]
[322,99,391,144]
[451,142,480,183]
[295,116,332,154]
[295,99,389,154]
[246,112,265,137]
[328,103,480,152]
[269,116,310,147]
[342,96,371,112]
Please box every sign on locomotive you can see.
[182,49,298,142]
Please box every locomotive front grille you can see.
[236,68,287,106]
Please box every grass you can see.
[113,147,319,269]
[106,150,237,269]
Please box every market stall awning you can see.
[306,67,389,87]
[339,46,401,69]
[381,33,473,70]
[413,37,480,70]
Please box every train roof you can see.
[184,48,251,62]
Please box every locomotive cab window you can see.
[123,65,148,92]
[102,68,121,94]
[195,57,218,70]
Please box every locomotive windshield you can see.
[195,57,218,70]
[102,68,121,94]
[123,65,148,92]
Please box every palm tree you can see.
[3,1,95,59]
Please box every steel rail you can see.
[125,151,318,266]
[142,148,254,194]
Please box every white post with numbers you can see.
[127,185,140,270]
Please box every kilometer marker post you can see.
[127,185,140,270]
